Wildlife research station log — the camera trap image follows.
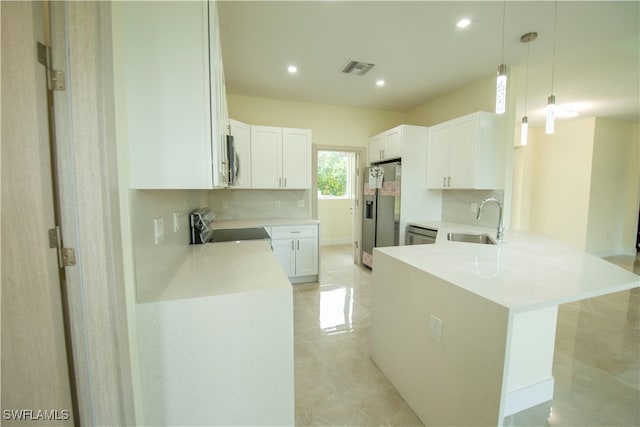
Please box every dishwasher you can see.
[405,225,438,245]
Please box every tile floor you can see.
[293,245,640,426]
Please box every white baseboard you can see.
[590,247,637,258]
[503,377,554,417]
[320,238,351,246]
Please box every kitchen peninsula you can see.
[371,222,640,426]
[136,238,294,426]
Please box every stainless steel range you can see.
[189,207,269,244]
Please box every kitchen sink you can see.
[447,232,497,245]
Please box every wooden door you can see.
[1,2,75,424]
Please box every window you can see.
[317,151,354,199]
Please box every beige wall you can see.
[404,76,496,126]
[227,94,405,148]
[318,198,353,245]
[529,118,596,249]
[519,117,638,254]
[586,119,639,254]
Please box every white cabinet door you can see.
[449,115,477,189]
[426,124,451,189]
[383,127,402,160]
[122,1,226,189]
[272,239,295,277]
[426,112,501,190]
[251,126,282,189]
[250,126,311,189]
[282,128,311,189]
[229,119,251,188]
[271,224,319,281]
[369,134,384,164]
[295,237,319,276]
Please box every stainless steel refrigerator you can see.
[362,162,401,268]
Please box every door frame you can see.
[312,145,366,265]
[49,2,136,424]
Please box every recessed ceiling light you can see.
[456,18,471,29]
[376,80,385,87]
[287,65,297,73]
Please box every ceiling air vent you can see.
[342,60,375,76]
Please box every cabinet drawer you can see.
[270,225,318,239]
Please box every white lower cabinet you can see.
[270,224,319,283]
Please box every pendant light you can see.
[520,32,537,147]
[495,1,507,114]
[546,2,558,134]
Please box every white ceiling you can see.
[218,1,640,126]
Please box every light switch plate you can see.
[430,314,442,342]
[173,212,180,233]
[154,217,165,244]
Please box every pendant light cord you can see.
[550,1,557,93]
[500,1,506,63]
[524,42,530,115]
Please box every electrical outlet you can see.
[297,199,305,208]
[173,212,180,233]
[153,217,165,244]
[470,202,478,214]
[430,314,442,342]
[221,200,229,210]
[275,200,281,208]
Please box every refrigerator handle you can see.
[365,200,374,219]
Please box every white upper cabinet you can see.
[229,119,251,188]
[282,128,312,189]
[251,126,283,189]
[426,112,502,190]
[251,126,311,189]
[120,1,228,189]
[369,126,403,164]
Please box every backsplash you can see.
[208,189,312,220]
[131,189,207,300]
[442,190,504,228]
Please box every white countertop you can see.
[213,217,319,230]
[138,240,291,304]
[378,221,639,312]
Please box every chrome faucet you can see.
[476,197,504,242]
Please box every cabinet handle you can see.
[443,177,447,187]
[448,176,451,187]
[279,177,282,188]
[291,240,294,250]
[297,240,300,250]
[284,177,287,188]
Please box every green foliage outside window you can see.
[317,151,347,197]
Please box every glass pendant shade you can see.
[520,116,529,146]
[545,94,556,134]
[495,64,507,114]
